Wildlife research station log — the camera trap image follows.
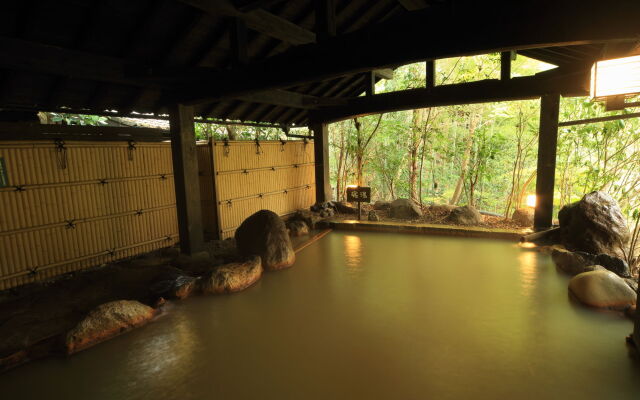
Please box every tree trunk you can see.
[450,114,477,205]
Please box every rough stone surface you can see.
[368,210,380,221]
[594,253,631,278]
[389,198,423,219]
[235,210,296,271]
[310,201,336,213]
[151,275,197,300]
[319,208,335,218]
[287,220,309,237]
[446,205,482,225]
[288,210,323,230]
[624,278,639,292]
[512,207,535,227]
[199,256,262,294]
[552,249,596,275]
[65,300,157,354]
[373,201,391,210]
[334,201,358,214]
[551,248,631,277]
[173,251,212,272]
[568,270,637,310]
[428,204,456,215]
[558,191,630,258]
[583,265,606,273]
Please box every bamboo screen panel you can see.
[211,140,316,239]
[0,140,178,290]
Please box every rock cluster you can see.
[544,191,638,313]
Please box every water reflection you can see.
[518,250,538,297]
[343,235,363,276]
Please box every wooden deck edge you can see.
[321,221,522,241]
[293,229,332,253]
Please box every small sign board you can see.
[0,157,8,188]
[346,186,371,203]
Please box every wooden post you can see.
[533,93,560,230]
[426,60,435,88]
[634,286,640,347]
[365,71,376,96]
[170,104,204,255]
[500,51,512,81]
[311,122,331,203]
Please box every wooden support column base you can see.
[533,93,560,231]
[170,104,204,255]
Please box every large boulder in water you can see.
[65,300,157,354]
[235,210,295,271]
[446,205,482,225]
[512,207,534,227]
[200,256,262,294]
[558,191,630,259]
[568,270,637,310]
[389,199,422,219]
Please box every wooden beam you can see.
[234,89,347,109]
[170,104,204,255]
[311,122,331,203]
[315,0,336,42]
[230,17,249,67]
[501,51,512,81]
[310,69,589,123]
[374,68,395,80]
[178,0,640,103]
[397,0,429,11]
[426,60,435,88]
[533,93,560,230]
[0,36,339,112]
[559,111,640,126]
[0,121,170,141]
[0,36,148,87]
[180,0,316,45]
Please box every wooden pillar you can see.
[426,60,435,88]
[170,104,204,255]
[500,51,512,81]
[311,122,331,203]
[634,286,640,347]
[533,93,560,230]
[365,71,376,96]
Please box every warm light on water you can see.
[0,232,638,399]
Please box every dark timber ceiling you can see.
[0,0,638,126]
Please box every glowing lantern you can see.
[526,194,537,208]
[590,55,640,99]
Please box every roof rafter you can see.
[175,0,640,104]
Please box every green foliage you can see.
[47,112,108,126]
[330,54,640,222]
